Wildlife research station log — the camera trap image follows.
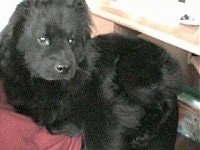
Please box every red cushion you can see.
[0,82,82,150]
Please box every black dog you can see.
[0,0,183,149]
[90,34,183,149]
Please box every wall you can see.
[0,0,23,32]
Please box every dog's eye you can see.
[37,37,50,46]
[68,37,75,45]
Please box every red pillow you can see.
[0,82,82,150]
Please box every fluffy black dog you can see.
[90,34,183,149]
[0,0,183,149]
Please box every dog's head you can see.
[0,0,93,81]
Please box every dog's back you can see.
[90,33,183,149]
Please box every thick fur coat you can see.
[0,0,183,149]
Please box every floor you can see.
[175,134,200,150]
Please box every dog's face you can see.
[0,0,92,81]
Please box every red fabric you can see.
[0,82,82,150]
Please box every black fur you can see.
[90,34,183,149]
[0,0,183,149]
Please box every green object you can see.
[182,85,200,100]
[178,92,200,110]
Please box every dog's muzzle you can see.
[27,49,77,80]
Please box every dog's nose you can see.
[55,64,71,73]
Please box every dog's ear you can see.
[0,0,30,75]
